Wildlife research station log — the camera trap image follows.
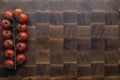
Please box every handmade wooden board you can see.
[0,0,120,80]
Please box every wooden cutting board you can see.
[0,0,120,80]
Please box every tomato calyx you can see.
[6,15,10,19]
[6,53,13,58]
[18,44,21,48]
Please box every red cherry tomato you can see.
[16,54,26,63]
[2,30,12,39]
[4,49,14,58]
[4,59,14,68]
[16,24,27,32]
[17,32,28,42]
[3,10,14,20]
[13,8,23,16]
[0,19,12,29]
[3,39,14,49]
[18,13,28,24]
[16,42,27,52]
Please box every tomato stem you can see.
[7,15,20,70]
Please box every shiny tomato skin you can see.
[4,49,14,58]
[16,42,27,52]
[18,32,28,42]
[19,13,28,24]
[2,30,12,39]
[16,54,26,63]
[0,19,12,29]
[3,10,14,20]
[4,59,14,68]
[3,39,14,49]
[13,8,23,16]
[16,24,27,32]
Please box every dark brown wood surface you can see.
[0,0,120,80]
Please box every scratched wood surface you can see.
[0,0,120,80]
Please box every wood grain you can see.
[0,0,120,80]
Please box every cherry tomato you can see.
[13,8,23,16]
[3,10,14,20]
[16,24,27,32]
[0,19,12,29]
[2,30,12,39]
[16,54,26,63]
[16,42,27,52]
[4,59,14,68]
[19,13,28,24]
[17,32,28,42]
[3,39,14,49]
[4,49,14,58]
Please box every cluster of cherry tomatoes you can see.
[0,8,28,69]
